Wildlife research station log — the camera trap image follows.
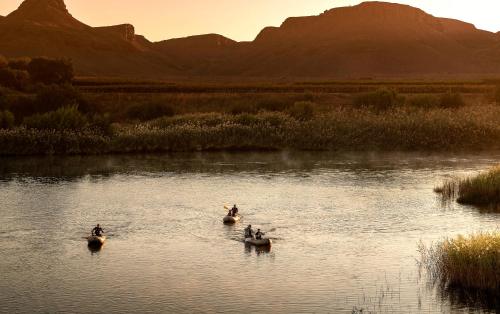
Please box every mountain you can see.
[5,0,87,29]
[239,2,500,76]
[1,0,500,78]
[0,0,180,77]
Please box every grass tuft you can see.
[436,166,500,210]
[419,232,500,294]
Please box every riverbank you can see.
[1,105,500,155]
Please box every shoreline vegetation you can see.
[1,105,500,155]
[2,57,500,155]
[435,165,500,211]
[419,232,500,308]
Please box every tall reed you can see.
[419,232,500,293]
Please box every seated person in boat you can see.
[227,209,233,216]
[255,229,265,240]
[231,204,238,216]
[244,225,254,239]
[92,224,104,237]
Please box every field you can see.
[1,78,500,155]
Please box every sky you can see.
[1,0,500,42]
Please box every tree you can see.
[27,57,74,84]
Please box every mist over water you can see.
[0,152,499,313]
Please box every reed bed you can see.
[419,232,500,296]
[436,165,500,210]
[457,166,500,207]
[0,105,500,155]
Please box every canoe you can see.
[223,215,241,224]
[245,237,272,247]
[87,235,106,246]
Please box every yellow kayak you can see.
[223,215,241,224]
[87,235,106,246]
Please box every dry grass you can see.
[436,165,500,210]
[419,232,500,294]
[1,104,499,155]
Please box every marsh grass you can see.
[1,105,500,155]
[436,166,500,210]
[457,166,500,207]
[418,233,500,307]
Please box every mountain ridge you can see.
[1,0,500,78]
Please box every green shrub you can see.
[287,101,315,121]
[0,110,15,129]
[125,102,175,121]
[34,84,92,114]
[23,106,87,130]
[353,88,404,110]
[28,57,73,85]
[89,113,112,135]
[439,92,465,108]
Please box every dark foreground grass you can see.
[419,233,500,309]
[436,165,500,211]
[1,105,500,155]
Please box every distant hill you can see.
[1,0,500,78]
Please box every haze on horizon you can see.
[1,0,500,42]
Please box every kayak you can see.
[245,237,272,247]
[87,235,106,246]
[223,215,241,224]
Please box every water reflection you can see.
[2,151,500,182]
[438,284,500,312]
[1,152,500,313]
[88,244,103,255]
[244,243,272,256]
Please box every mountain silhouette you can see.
[1,0,500,78]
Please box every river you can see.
[0,152,499,313]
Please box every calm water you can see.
[0,152,499,314]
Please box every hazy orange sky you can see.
[1,0,499,42]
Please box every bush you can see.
[406,95,439,108]
[0,110,15,129]
[89,113,112,135]
[23,106,87,130]
[0,68,30,90]
[27,57,73,85]
[125,102,175,121]
[0,55,7,69]
[8,58,31,71]
[439,92,465,108]
[287,101,315,121]
[34,84,92,114]
[353,88,404,110]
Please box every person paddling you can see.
[244,224,254,239]
[231,204,239,217]
[255,229,265,240]
[92,224,104,237]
